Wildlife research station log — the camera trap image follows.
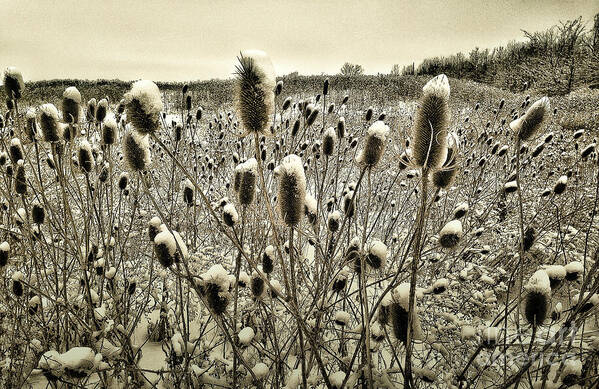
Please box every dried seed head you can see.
[9,138,24,164]
[223,203,239,227]
[276,154,306,227]
[356,120,389,167]
[38,104,63,142]
[102,114,118,145]
[96,98,108,123]
[87,98,97,122]
[262,245,275,274]
[25,109,37,141]
[32,204,45,224]
[124,80,163,134]
[510,97,550,141]
[78,140,94,173]
[237,158,257,206]
[439,220,462,248]
[322,127,337,157]
[234,50,276,135]
[14,161,27,195]
[122,130,151,171]
[62,87,81,124]
[3,67,25,99]
[411,74,450,169]
[183,179,194,206]
[523,270,551,327]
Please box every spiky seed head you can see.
[14,162,27,195]
[276,154,306,227]
[337,117,345,138]
[357,120,389,167]
[553,175,567,195]
[62,87,81,124]
[32,204,45,224]
[9,138,24,164]
[25,109,37,141]
[122,130,151,171]
[38,104,63,142]
[510,97,550,141]
[102,114,118,145]
[439,220,462,248]
[3,67,25,99]
[250,274,265,298]
[95,98,108,122]
[523,270,551,327]
[182,179,194,206]
[78,140,94,173]
[234,50,276,135]
[123,80,163,135]
[275,80,283,96]
[237,158,257,206]
[87,98,97,122]
[262,245,275,274]
[411,74,450,169]
[322,127,337,157]
[0,242,9,267]
[223,203,239,227]
[367,240,387,269]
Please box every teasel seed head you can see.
[322,127,337,157]
[38,104,63,142]
[390,283,422,343]
[148,216,161,241]
[237,158,257,206]
[523,270,551,327]
[14,160,27,195]
[183,179,194,206]
[0,242,9,267]
[153,225,188,268]
[87,98,97,122]
[118,172,129,191]
[223,203,239,227]
[553,175,567,195]
[12,271,24,297]
[439,219,462,248]
[337,117,345,138]
[367,240,387,270]
[356,120,389,167]
[78,140,94,173]
[275,80,283,96]
[282,97,291,111]
[3,67,25,99]
[251,273,266,298]
[510,97,550,141]
[411,74,450,169]
[262,245,275,274]
[62,87,81,124]
[25,109,37,141]
[32,203,45,224]
[9,138,24,165]
[102,114,118,145]
[276,154,306,227]
[122,130,151,171]
[124,80,164,135]
[234,50,276,135]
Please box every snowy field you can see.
[1,56,599,389]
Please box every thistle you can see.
[234,50,276,135]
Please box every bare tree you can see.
[339,62,364,76]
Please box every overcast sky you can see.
[1,0,597,82]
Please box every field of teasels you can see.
[0,50,598,389]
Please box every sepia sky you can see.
[1,0,597,82]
